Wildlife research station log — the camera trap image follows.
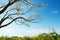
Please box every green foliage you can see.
[0,32,60,40]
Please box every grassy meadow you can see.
[0,31,60,40]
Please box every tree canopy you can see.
[0,0,47,28]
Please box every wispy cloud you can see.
[51,10,58,14]
[0,28,49,37]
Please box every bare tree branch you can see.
[0,0,17,14]
[0,17,9,26]
[0,0,46,28]
[0,17,30,28]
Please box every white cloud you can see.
[0,28,49,37]
[28,29,48,36]
[51,10,58,14]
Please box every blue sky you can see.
[0,0,60,37]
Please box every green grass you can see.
[0,31,60,40]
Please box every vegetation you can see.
[0,31,60,40]
[0,0,47,28]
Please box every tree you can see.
[0,0,47,28]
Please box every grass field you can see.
[0,31,60,40]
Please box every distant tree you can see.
[0,0,47,28]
